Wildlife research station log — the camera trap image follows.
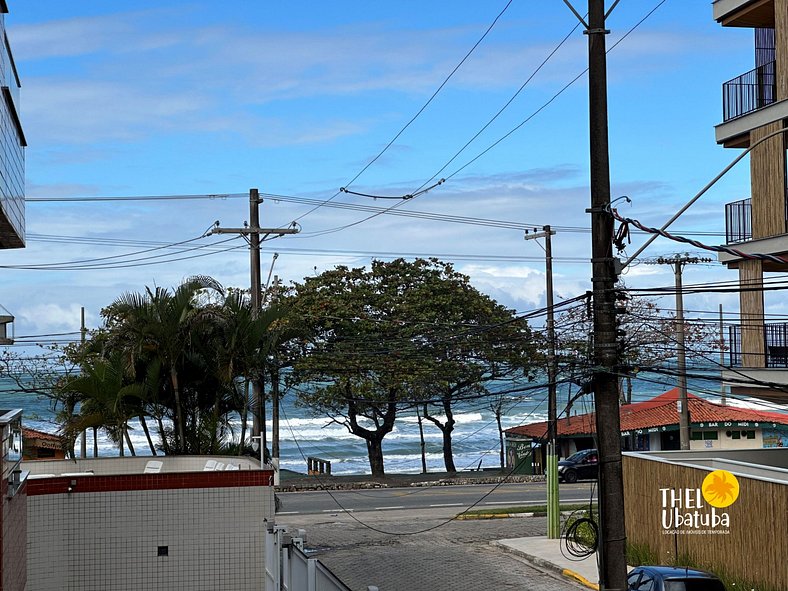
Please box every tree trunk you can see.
[366,437,385,477]
[124,425,136,456]
[495,407,504,469]
[156,417,171,455]
[139,415,157,455]
[239,380,249,455]
[92,426,98,457]
[417,406,427,474]
[423,397,456,473]
[211,397,220,454]
[170,367,186,451]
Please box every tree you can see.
[554,290,717,405]
[286,258,540,475]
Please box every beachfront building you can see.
[21,427,65,461]
[0,0,24,346]
[714,0,788,402]
[1,409,24,591]
[504,389,788,473]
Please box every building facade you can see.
[0,0,24,347]
[504,389,788,473]
[714,0,788,401]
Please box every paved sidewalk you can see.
[493,536,602,590]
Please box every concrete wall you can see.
[25,470,274,591]
[0,478,26,591]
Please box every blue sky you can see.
[0,1,764,344]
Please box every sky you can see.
[0,0,766,353]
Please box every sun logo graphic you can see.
[701,469,740,508]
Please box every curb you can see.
[457,509,576,521]
[491,541,599,591]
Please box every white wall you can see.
[27,484,273,590]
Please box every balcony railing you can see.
[725,191,788,245]
[722,60,776,122]
[728,322,788,368]
[725,198,752,244]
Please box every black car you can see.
[557,448,598,483]
[627,566,726,591]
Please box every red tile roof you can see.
[22,427,62,443]
[505,388,788,439]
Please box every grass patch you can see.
[461,502,593,518]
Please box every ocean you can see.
[3,372,785,475]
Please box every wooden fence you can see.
[623,455,787,590]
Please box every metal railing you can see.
[725,198,752,244]
[728,322,788,367]
[722,60,776,122]
[724,190,788,245]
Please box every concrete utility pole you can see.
[211,189,299,464]
[270,275,281,485]
[563,0,627,587]
[80,306,88,458]
[652,254,712,450]
[524,225,559,539]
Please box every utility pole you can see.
[80,307,88,458]
[524,225,559,539]
[211,189,299,465]
[270,275,281,485]
[719,304,727,406]
[652,254,712,450]
[562,0,627,587]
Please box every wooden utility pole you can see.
[652,254,712,449]
[211,189,299,464]
[524,225,559,539]
[564,0,628,587]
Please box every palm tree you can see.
[104,276,223,452]
[56,354,138,456]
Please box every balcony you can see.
[722,60,776,122]
[729,322,788,367]
[725,193,788,245]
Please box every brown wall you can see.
[738,259,766,367]
[749,121,786,241]
[623,455,788,590]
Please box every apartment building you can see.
[714,0,788,400]
[0,0,24,346]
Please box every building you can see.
[1,409,24,591]
[21,428,65,461]
[504,389,788,473]
[714,0,788,401]
[0,0,24,345]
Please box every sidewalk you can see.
[493,536,602,590]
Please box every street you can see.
[277,480,597,515]
[276,483,593,591]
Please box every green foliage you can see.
[56,276,280,456]
[285,258,541,475]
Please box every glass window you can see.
[703,432,718,440]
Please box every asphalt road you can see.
[277,480,597,515]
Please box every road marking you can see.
[277,511,300,515]
[483,501,516,505]
[429,503,463,507]
[375,506,405,510]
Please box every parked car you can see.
[627,566,726,590]
[557,448,598,483]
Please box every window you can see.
[36,448,56,459]
[690,431,703,441]
[744,430,755,439]
[731,431,741,440]
[703,432,718,440]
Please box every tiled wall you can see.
[26,471,275,591]
[1,478,27,591]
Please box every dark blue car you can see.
[627,566,725,591]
